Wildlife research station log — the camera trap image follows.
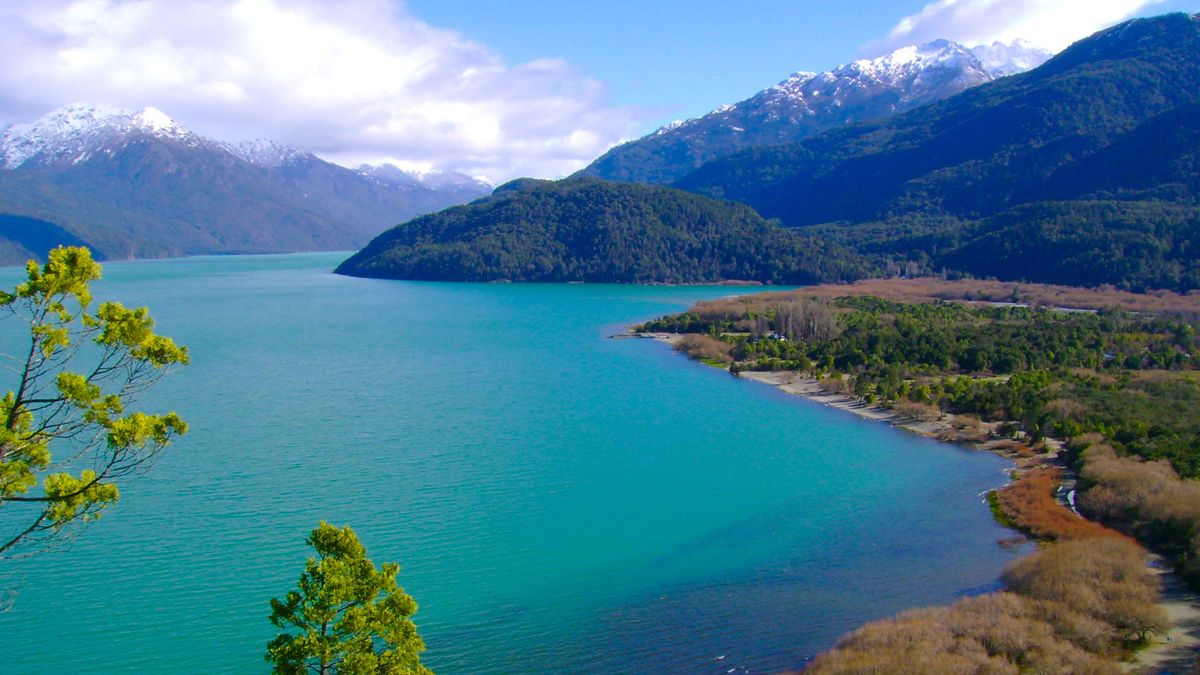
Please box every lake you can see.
[0,252,1019,673]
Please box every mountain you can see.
[674,13,1200,291]
[0,104,491,263]
[358,164,492,203]
[574,39,1052,185]
[335,178,868,284]
[971,39,1055,77]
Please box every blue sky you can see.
[1,0,1197,181]
[409,0,1200,129]
[406,0,923,127]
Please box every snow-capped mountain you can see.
[0,103,200,169]
[577,39,1054,184]
[0,103,491,263]
[223,138,313,168]
[972,40,1055,77]
[358,163,491,192]
[358,162,425,188]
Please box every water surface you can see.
[0,252,1018,673]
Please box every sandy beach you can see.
[736,370,1002,450]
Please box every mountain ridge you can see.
[338,13,1200,291]
[0,104,492,263]
[574,39,1052,185]
[672,12,1200,291]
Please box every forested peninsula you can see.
[638,279,1200,670]
[336,178,866,284]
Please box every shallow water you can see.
[0,252,1019,673]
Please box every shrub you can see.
[673,334,734,364]
[808,538,1163,672]
[891,401,942,422]
[995,466,1133,542]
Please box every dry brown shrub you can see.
[819,376,851,396]
[1074,432,1108,449]
[1077,445,1200,536]
[1018,639,1123,674]
[686,278,1200,317]
[1043,398,1091,421]
[1001,539,1167,644]
[891,401,942,422]
[693,302,743,322]
[952,415,984,431]
[1132,369,1188,384]
[808,605,1015,674]
[936,414,990,443]
[1012,444,1039,457]
[996,467,1133,542]
[807,591,1124,674]
[808,445,1177,673]
[1027,599,1116,654]
[672,334,733,364]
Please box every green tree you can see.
[0,247,188,558]
[267,522,431,675]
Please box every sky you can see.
[0,0,1196,183]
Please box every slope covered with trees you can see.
[336,179,868,284]
[673,13,1200,291]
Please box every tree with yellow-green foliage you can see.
[0,247,188,560]
[267,522,431,675]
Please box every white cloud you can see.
[868,0,1169,54]
[0,0,645,182]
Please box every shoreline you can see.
[736,368,1200,671]
[633,332,1042,466]
[627,331,1200,671]
[738,370,961,440]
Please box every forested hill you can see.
[334,179,867,284]
[673,13,1200,291]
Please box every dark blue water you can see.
[0,252,1018,673]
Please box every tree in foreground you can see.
[0,246,188,560]
[267,522,432,675]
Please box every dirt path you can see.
[1130,558,1200,673]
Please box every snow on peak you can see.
[358,162,424,188]
[224,138,311,167]
[762,39,991,112]
[0,103,196,168]
[970,40,1054,78]
[655,120,686,135]
[359,162,492,191]
[840,40,977,80]
[134,106,181,133]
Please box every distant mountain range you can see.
[0,104,491,263]
[344,13,1200,291]
[575,39,1052,184]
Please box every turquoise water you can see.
[0,252,1019,673]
